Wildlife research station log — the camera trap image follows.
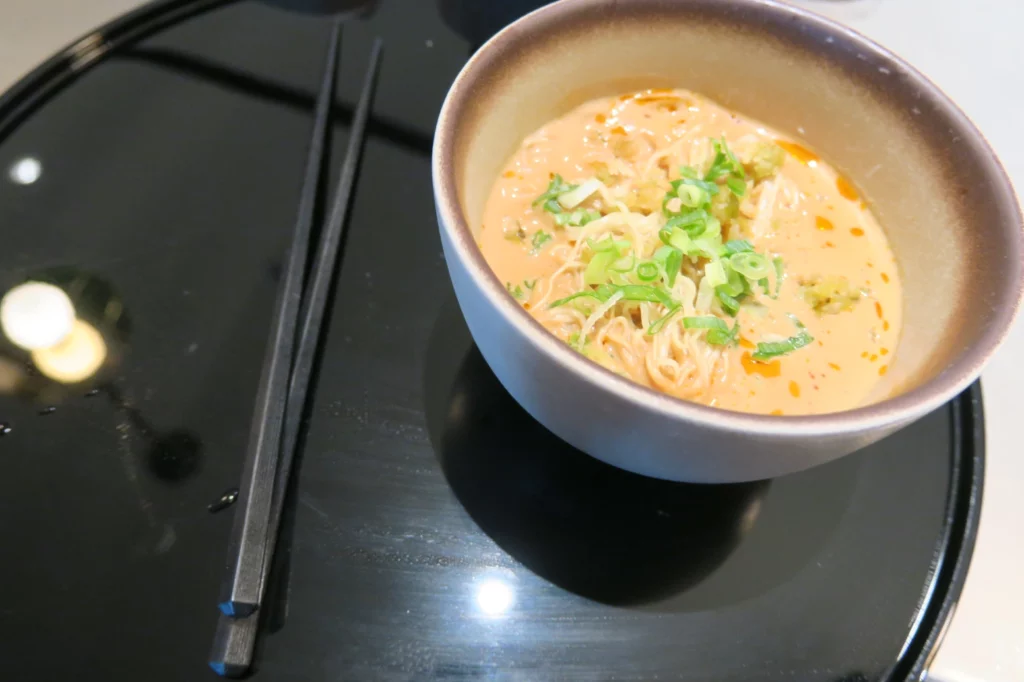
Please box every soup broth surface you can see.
[479,89,901,415]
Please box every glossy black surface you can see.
[0,1,977,680]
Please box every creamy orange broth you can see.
[479,89,901,415]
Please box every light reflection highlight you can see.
[475,578,514,616]
[8,157,42,185]
[0,282,75,350]
[32,319,107,383]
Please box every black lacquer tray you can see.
[0,1,981,680]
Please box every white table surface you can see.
[1,0,1022,680]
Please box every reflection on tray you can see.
[424,298,858,611]
[0,268,201,484]
[438,345,767,606]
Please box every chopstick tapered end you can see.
[218,600,257,618]
[209,660,247,678]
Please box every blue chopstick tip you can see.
[209,662,227,676]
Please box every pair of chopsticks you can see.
[209,21,382,678]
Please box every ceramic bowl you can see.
[432,0,1023,482]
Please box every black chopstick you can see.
[216,19,343,620]
[209,36,383,679]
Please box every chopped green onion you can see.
[609,254,636,273]
[610,284,676,307]
[554,208,601,227]
[664,248,683,287]
[772,257,785,298]
[506,282,524,299]
[666,228,693,254]
[705,137,746,183]
[652,246,683,287]
[585,249,619,285]
[672,175,719,196]
[683,316,729,331]
[751,316,814,361]
[704,260,728,289]
[729,252,772,280]
[550,284,676,310]
[751,334,812,360]
[716,288,741,316]
[533,175,576,208]
[586,237,630,254]
[550,290,601,308]
[653,245,676,262]
[676,183,708,208]
[531,230,552,250]
[636,261,660,281]
[706,323,739,346]
[647,305,682,335]
[524,279,537,290]
[719,264,748,297]
[689,233,723,260]
[684,316,738,345]
[721,239,755,256]
[726,176,747,197]
[558,178,603,209]
[665,210,709,236]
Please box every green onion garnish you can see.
[636,261,660,282]
[772,257,785,298]
[716,288,741,316]
[729,252,772,280]
[721,239,755,256]
[664,248,683,287]
[665,210,710,237]
[586,237,630,254]
[705,137,746,182]
[726,176,747,197]
[585,249,620,285]
[703,259,728,289]
[683,316,738,345]
[652,246,683,287]
[719,263,748,297]
[683,316,729,331]
[611,284,676,306]
[705,137,747,197]
[706,324,739,346]
[533,175,576,209]
[751,316,814,361]
[647,305,682,335]
[676,183,708,208]
[549,291,601,308]
[557,178,602,209]
[531,230,552,250]
[506,282,524,300]
[550,284,676,310]
[554,208,601,227]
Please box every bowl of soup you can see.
[432,0,1023,482]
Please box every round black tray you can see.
[0,2,982,681]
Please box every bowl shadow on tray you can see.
[423,297,858,612]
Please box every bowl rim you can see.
[432,0,1024,438]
